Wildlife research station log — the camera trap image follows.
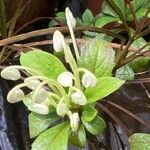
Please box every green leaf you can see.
[82,105,97,122]
[133,0,150,11]
[116,65,135,80]
[29,112,60,138]
[129,37,150,72]
[95,15,119,28]
[32,122,70,150]
[20,50,66,79]
[69,124,86,148]
[82,9,94,25]
[78,39,115,77]
[81,115,106,135]
[102,0,126,18]
[84,77,125,103]
[129,133,150,150]
[56,12,66,20]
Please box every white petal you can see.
[70,113,79,132]
[53,30,64,52]
[1,68,21,81]
[24,78,41,90]
[57,71,73,87]
[65,7,76,28]
[7,88,25,103]
[71,91,87,105]
[28,103,49,115]
[56,102,69,116]
[82,72,97,88]
[33,88,48,103]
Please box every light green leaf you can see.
[116,65,135,80]
[84,77,125,103]
[69,125,86,148]
[32,122,70,150]
[78,39,115,77]
[81,115,106,135]
[129,37,150,72]
[82,9,94,25]
[29,112,60,138]
[82,105,97,122]
[129,133,150,150]
[95,15,118,28]
[20,50,66,79]
[56,12,66,20]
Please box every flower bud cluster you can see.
[0,8,98,132]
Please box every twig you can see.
[126,78,150,84]
[0,26,124,46]
[97,103,130,136]
[103,101,150,128]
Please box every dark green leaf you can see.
[82,105,97,122]
[32,122,70,150]
[78,39,115,77]
[116,65,135,80]
[29,112,60,138]
[133,0,150,11]
[82,9,94,25]
[81,115,106,135]
[129,133,150,150]
[95,15,119,28]
[69,124,86,148]
[85,77,125,103]
[20,50,66,79]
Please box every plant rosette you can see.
[0,7,125,150]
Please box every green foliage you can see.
[81,115,106,135]
[85,77,125,103]
[129,133,150,150]
[69,125,86,148]
[29,112,60,138]
[82,105,97,122]
[78,39,115,77]
[20,50,66,79]
[82,9,94,25]
[116,65,135,80]
[32,122,70,150]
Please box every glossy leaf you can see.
[116,65,135,80]
[29,112,60,138]
[82,105,97,122]
[85,77,125,103]
[95,15,118,28]
[129,133,150,150]
[81,115,106,135]
[69,124,86,148]
[32,122,70,150]
[78,39,115,78]
[82,9,94,25]
[20,50,66,79]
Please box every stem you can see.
[117,41,150,68]
[67,22,80,59]
[0,0,7,38]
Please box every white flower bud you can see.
[33,88,48,103]
[57,71,73,87]
[7,88,25,103]
[53,30,64,52]
[1,68,21,81]
[70,113,80,132]
[65,7,76,28]
[82,72,97,88]
[56,102,69,116]
[71,91,87,105]
[28,103,49,115]
[24,78,41,90]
